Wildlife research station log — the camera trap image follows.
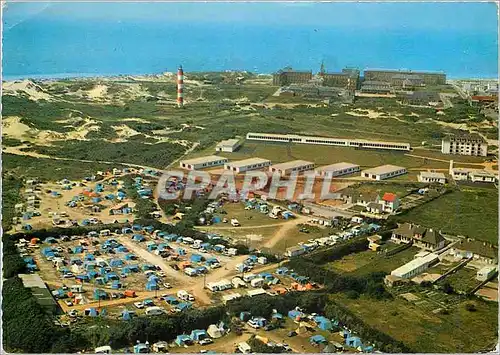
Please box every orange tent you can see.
[30,238,39,244]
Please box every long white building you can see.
[361,165,407,180]
[179,155,228,170]
[246,132,411,151]
[269,160,314,176]
[224,158,272,173]
[391,252,439,279]
[315,162,360,178]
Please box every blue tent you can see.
[76,274,90,282]
[191,254,204,263]
[24,256,35,264]
[148,274,160,283]
[122,227,133,234]
[288,310,305,320]
[134,344,148,354]
[85,262,96,270]
[346,336,362,348]
[143,225,154,233]
[125,253,136,260]
[23,224,33,231]
[44,237,58,244]
[70,245,83,253]
[145,281,159,291]
[122,309,132,321]
[94,277,105,285]
[271,313,283,320]
[132,224,142,231]
[116,245,129,253]
[109,259,124,267]
[92,197,101,203]
[164,296,178,304]
[132,234,145,242]
[93,289,107,300]
[84,254,95,261]
[157,243,168,251]
[81,219,90,226]
[200,242,211,250]
[177,302,192,311]
[212,216,221,223]
[70,257,82,265]
[147,244,157,252]
[141,264,155,271]
[190,329,208,342]
[100,308,107,317]
[240,311,251,321]
[310,335,327,345]
[313,316,333,331]
[175,334,192,346]
[89,308,98,317]
[105,194,115,200]
[87,271,99,279]
[195,266,208,274]
[177,248,186,256]
[276,267,288,275]
[27,263,38,271]
[104,272,119,282]
[111,280,122,289]
[124,265,139,273]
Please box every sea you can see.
[3,19,499,80]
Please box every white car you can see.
[134,302,144,309]
[156,271,166,277]
[163,283,172,289]
[199,338,213,345]
[62,273,74,279]
[65,300,73,307]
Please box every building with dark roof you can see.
[360,81,392,94]
[19,274,59,315]
[449,239,498,264]
[390,74,424,89]
[391,223,446,251]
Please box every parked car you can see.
[134,302,144,309]
[143,299,155,307]
[163,283,172,289]
[62,272,74,279]
[68,310,78,317]
[170,264,180,271]
[65,300,73,307]
[199,339,213,346]
[110,293,118,299]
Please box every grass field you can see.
[444,266,482,293]
[214,202,284,227]
[400,186,498,244]
[337,245,420,276]
[271,225,333,253]
[333,293,498,353]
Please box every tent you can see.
[207,324,223,339]
[346,336,362,348]
[132,234,145,242]
[111,280,122,289]
[72,246,84,254]
[141,264,155,271]
[122,227,133,234]
[190,329,208,342]
[288,310,305,321]
[100,308,108,317]
[44,237,58,244]
[87,271,99,279]
[313,316,333,331]
[176,302,192,312]
[116,246,129,253]
[94,277,105,285]
[93,289,107,300]
[124,253,136,260]
[122,309,132,321]
[85,254,95,261]
[190,254,204,263]
[310,335,327,345]
[145,281,159,291]
[109,259,124,267]
[240,311,251,321]
[89,308,98,317]
[164,296,178,305]
[132,224,142,231]
[175,335,192,347]
[144,225,154,233]
[276,267,288,275]
[104,272,119,282]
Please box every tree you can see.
[465,303,477,312]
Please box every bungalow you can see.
[379,192,400,213]
[449,239,498,264]
[367,235,383,251]
[391,223,446,251]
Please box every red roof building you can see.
[382,192,397,202]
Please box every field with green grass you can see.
[443,266,482,293]
[326,245,419,276]
[333,293,498,353]
[399,186,498,244]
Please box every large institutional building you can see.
[272,68,313,86]
[363,69,446,85]
[441,133,488,157]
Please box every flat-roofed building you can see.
[360,80,392,94]
[216,139,241,153]
[269,160,314,177]
[180,155,228,170]
[418,171,446,184]
[450,167,497,183]
[390,74,425,89]
[246,132,411,151]
[364,69,446,85]
[361,165,407,180]
[390,252,439,279]
[316,162,360,178]
[441,133,488,157]
[19,274,58,314]
[224,158,272,173]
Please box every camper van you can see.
[230,218,240,227]
[237,342,252,354]
[95,346,112,354]
[177,290,194,301]
[145,306,166,316]
[250,277,264,288]
[243,273,257,282]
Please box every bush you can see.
[465,303,477,312]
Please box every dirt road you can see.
[261,216,309,249]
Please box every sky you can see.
[4,1,498,32]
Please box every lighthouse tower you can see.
[177,65,184,108]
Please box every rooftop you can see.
[364,68,446,75]
[225,158,271,168]
[454,240,498,259]
[443,132,486,142]
[316,162,359,172]
[270,160,314,171]
[361,164,406,176]
[181,155,228,165]
[216,139,240,148]
[391,253,439,276]
[19,273,46,288]
[419,171,446,179]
